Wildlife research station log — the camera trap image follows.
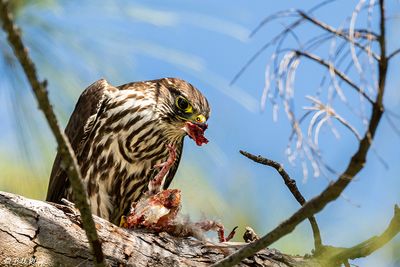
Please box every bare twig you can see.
[377,0,387,105]
[325,205,400,264]
[0,1,105,266]
[343,28,378,40]
[387,48,400,60]
[250,0,337,37]
[239,150,323,251]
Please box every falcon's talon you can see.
[225,226,238,242]
[217,225,237,242]
[194,220,237,243]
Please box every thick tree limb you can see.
[0,192,319,267]
[0,1,105,265]
[2,193,395,267]
[239,150,323,251]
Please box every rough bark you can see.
[0,192,318,267]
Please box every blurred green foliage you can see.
[0,153,48,200]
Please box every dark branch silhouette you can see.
[239,150,323,251]
[388,48,400,60]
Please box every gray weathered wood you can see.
[0,192,317,266]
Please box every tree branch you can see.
[0,1,105,266]
[342,28,378,41]
[387,48,400,60]
[239,150,323,251]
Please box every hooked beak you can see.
[194,122,208,131]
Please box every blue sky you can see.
[1,1,399,265]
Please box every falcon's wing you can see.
[46,79,114,202]
[163,140,184,190]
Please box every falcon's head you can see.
[154,78,210,146]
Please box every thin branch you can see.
[239,150,323,251]
[344,28,378,40]
[366,0,377,69]
[387,47,400,60]
[326,205,400,264]
[377,0,387,105]
[0,1,105,266]
[231,21,304,85]
[250,0,337,37]
[294,50,375,104]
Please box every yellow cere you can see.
[195,114,206,123]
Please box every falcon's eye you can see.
[175,96,192,113]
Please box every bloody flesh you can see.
[185,122,209,146]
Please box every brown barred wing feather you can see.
[46,79,115,203]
